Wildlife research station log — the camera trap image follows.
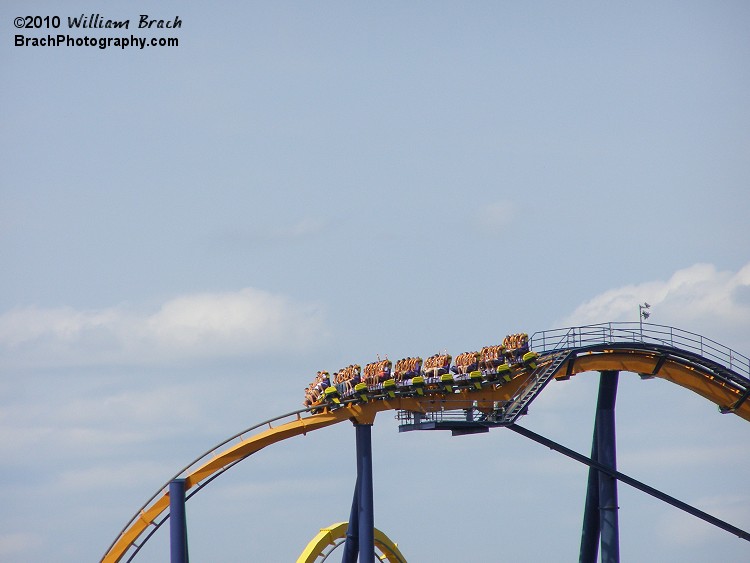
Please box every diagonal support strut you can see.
[505,423,750,543]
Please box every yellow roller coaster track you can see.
[101,323,749,563]
[296,521,406,563]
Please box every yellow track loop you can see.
[296,522,407,563]
[102,348,748,562]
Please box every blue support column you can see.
[579,370,620,563]
[169,478,189,563]
[596,371,620,563]
[356,424,375,563]
[579,427,600,563]
[341,424,375,563]
[341,476,359,563]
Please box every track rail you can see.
[102,323,750,562]
[296,522,406,563]
[531,322,749,417]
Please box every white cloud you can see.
[559,262,750,350]
[475,201,516,235]
[0,288,327,367]
[0,404,182,465]
[56,387,200,426]
[276,217,326,239]
[0,533,42,557]
[56,461,173,491]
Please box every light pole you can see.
[639,302,650,338]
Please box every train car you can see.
[503,333,539,369]
[423,353,451,378]
[480,345,505,372]
[303,371,331,407]
[327,364,362,402]
[393,357,423,395]
[362,359,396,398]
[504,333,530,363]
[452,351,483,390]
[422,353,453,394]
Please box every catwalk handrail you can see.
[530,322,749,379]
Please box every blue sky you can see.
[2,1,749,561]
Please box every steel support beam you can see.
[580,370,621,562]
[342,424,375,563]
[356,424,375,563]
[596,371,620,563]
[579,426,600,563]
[341,477,360,562]
[169,478,189,563]
[506,424,750,544]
